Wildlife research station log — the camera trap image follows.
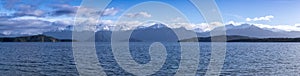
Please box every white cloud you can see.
[95,19,206,31]
[246,15,274,21]
[0,19,66,35]
[114,21,144,31]
[100,20,114,24]
[167,22,224,32]
[294,24,300,27]
[226,21,245,26]
[250,23,300,32]
[168,23,196,30]
[102,7,118,16]
[50,4,119,17]
[97,20,227,32]
[9,4,47,17]
[223,21,300,32]
[124,12,152,18]
[171,17,184,22]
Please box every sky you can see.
[0,0,300,36]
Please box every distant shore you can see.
[0,35,74,42]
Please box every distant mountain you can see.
[82,23,196,42]
[277,31,300,38]
[225,25,285,37]
[148,23,168,29]
[193,28,204,32]
[0,33,6,37]
[129,23,196,42]
[0,35,74,42]
[43,30,73,39]
[129,23,178,42]
[179,35,255,42]
[225,24,252,29]
[198,24,300,38]
[87,24,186,42]
[94,31,112,42]
[179,35,300,42]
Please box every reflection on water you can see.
[0,42,300,75]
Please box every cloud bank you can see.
[246,15,274,21]
[125,12,152,18]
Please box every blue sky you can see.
[102,0,300,25]
[103,0,204,23]
[1,0,300,24]
[216,0,300,25]
[0,0,300,35]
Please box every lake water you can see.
[0,42,300,76]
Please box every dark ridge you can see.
[0,35,75,42]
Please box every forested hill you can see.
[0,35,74,42]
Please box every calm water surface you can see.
[0,42,300,76]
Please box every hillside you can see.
[0,35,74,42]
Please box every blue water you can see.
[0,42,300,76]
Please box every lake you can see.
[0,42,300,76]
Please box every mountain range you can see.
[38,23,300,42]
[199,24,300,38]
[1,23,300,42]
